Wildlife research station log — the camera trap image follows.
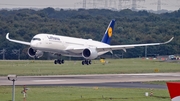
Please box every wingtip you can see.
[6,33,10,40]
[164,37,174,44]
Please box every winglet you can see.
[163,37,174,44]
[6,33,31,45]
[6,33,10,40]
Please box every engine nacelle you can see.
[27,47,43,58]
[35,50,44,58]
[27,47,36,58]
[82,48,98,60]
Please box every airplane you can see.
[167,82,180,101]
[6,19,174,65]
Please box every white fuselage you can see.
[30,33,110,57]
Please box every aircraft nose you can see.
[30,41,38,48]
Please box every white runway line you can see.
[32,80,65,82]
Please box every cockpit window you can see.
[32,38,41,41]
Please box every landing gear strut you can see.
[54,59,64,64]
[82,60,91,65]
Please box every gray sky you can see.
[0,0,81,8]
[0,0,179,11]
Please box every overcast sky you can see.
[0,0,179,11]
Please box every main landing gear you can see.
[82,60,91,65]
[54,59,64,64]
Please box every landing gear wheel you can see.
[82,60,91,65]
[82,61,85,65]
[89,60,91,64]
[54,60,57,64]
[54,59,64,64]
[61,59,64,64]
[57,59,61,64]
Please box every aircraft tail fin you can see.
[167,82,180,101]
[101,19,115,44]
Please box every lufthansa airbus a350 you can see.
[6,20,174,65]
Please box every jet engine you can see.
[27,47,43,58]
[82,48,98,59]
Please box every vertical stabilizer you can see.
[167,82,180,101]
[101,19,115,44]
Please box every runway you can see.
[0,73,180,89]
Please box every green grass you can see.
[0,58,179,76]
[0,86,170,101]
[0,59,176,101]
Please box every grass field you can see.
[0,58,179,76]
[0,86,170,101]
[0,59,178,101]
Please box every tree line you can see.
[0,8,179,59]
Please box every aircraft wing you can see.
[96,37,174,52]
[65,37,173,53]
[6,33,31,45]
[65,45,87,53]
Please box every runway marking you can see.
[131,76,148,78]
[32,80,65,82]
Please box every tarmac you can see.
[1,73,180,88]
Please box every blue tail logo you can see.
[101,19,115,44]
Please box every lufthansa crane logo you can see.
[108,27,112,37]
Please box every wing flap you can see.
[65,45,87,50]
[65,45,87,53]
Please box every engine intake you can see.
[27,47,43,58]
[28,47,36,58]
[82,48,98,59]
